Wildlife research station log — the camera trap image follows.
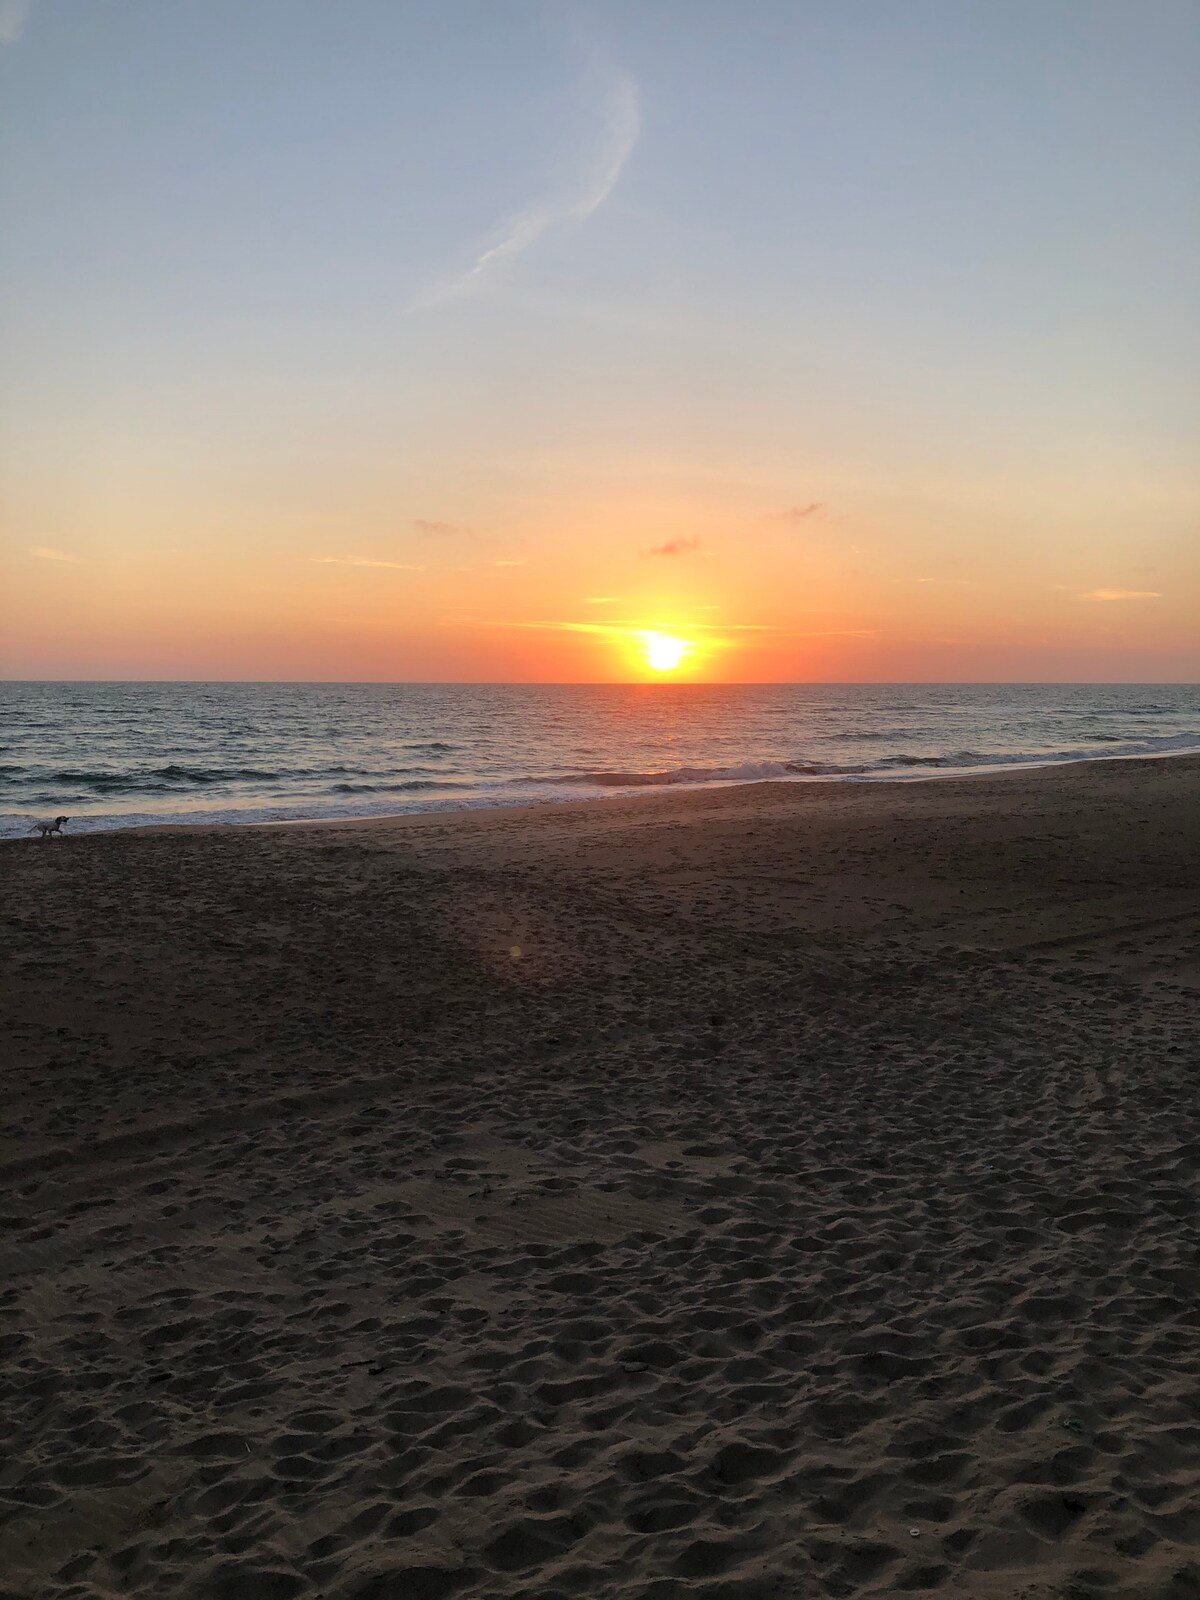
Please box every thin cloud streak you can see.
[1081,589,1161,601]
[409,70,639,310]
[413,519,471,537]
[29,546,79,562]
[311,557,426,571]
[0,0,30,46]
[499,619,876,639]
[646,536,701,557]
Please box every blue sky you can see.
[1,0,1197,679]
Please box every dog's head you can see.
[56,816,69,827]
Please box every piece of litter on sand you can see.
[908,1527,920,1537]
[1061,1415,1084,1430]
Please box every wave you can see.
[31,765,288,791]
[526,760,818,788]
[3,761,414,793]
[328,780,466,795]
[873,732,1200,769]
[878,754,956,768]
[329,780,470,793]
[154,764,282,783]
[525,760,853,787]
[518,731,1200,790]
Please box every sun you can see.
[644,632,688,672]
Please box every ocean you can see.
[1,681,1197,839]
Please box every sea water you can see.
[1,681,1197,838]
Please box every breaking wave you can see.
[328,780,467,795]
[525,731,1200,790]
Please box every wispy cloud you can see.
[311,557,425,571]
[502,620,698,644]
[1080,589,1161,602]
[413,519,471,537]
[777,502,824,522]
[583,596,619,604]
[0,0,30,47]
[499,619,875,640]
[503,620,706,637]
[409,67,639,310]
[30,546,79,563]
[646,536,701,558]
[493,557,528,568]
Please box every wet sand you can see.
[2,757,1199,1600]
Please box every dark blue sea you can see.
[1,681,1197,838]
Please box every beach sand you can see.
[2,757,1199,1600]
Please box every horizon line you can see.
[3,678,1198,688]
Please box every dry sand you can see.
[2,757,1199,1600]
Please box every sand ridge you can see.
[2,758,1199,1599]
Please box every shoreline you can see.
[5,753,1200,1598]
[6,740,1200,844]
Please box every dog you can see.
[31,816,70,838]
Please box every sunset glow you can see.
[643,633,688,673]
[0,4,1196,683]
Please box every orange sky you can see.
[5,469,1197,680]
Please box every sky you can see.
[1,0,1197,682]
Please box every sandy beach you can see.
[2,757,1199,1600]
